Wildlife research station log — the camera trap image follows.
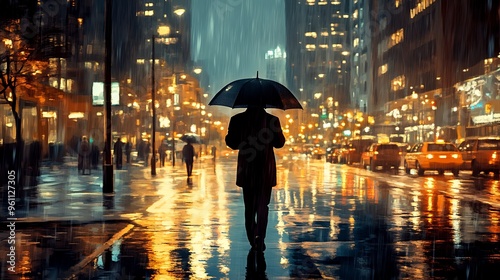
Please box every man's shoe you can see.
[254,236,266,252]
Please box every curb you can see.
[63,223,136,279]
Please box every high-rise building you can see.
[349,0,372,113]
[370,0,499,141]
[285,0,351,108]
[133,0,192,94]
[265,46,287,85]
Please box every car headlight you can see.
[452,154,459,159]
[426,154,434,159]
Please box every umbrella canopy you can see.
[209,73,302,110]
[180,133,201,144]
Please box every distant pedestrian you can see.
[225,106,286,252]
[182,139,195,181]
[159,143,167,167]
[144,140,151,167]
[211,145,217,163]
[137,140,144,161]
[124,141,132,163]
[78,136,90,173]
[114,138,123,169]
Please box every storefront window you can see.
[21,104,38,142]
[0,104,16,144]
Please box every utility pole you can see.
[103,0,113,193]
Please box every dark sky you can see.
[191,0,286,96]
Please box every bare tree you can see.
[1,19,45,187]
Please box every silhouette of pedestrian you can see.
[225,106,285,251]
[124,141,132,163]
[211,145,217,163]
[137,140,144,161]
[114,138,123,169]
[182,139,195,182]
[78,136,90,173]
[159,142,167,167]
[144,140,151,167]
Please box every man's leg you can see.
[255,186,272,251]
[243,186,257,247]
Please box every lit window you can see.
[388,29,404,48]
[305,32,317,38]
[391,75,406,91]
[378,64,388,75]
[353,38,359,47]
[306,44,316,51]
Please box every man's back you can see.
[225,107,285,187]
[182,143,195,162]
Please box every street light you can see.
[411,91,419,142]
[151,26,173,176]
[151,34,157,175]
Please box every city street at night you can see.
[2,0,500,279]
[2,154,500,279]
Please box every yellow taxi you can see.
[404,140,462,176]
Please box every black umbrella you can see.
[180,133,201,144]
[209,72,302,110]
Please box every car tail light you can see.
[426,154,434,159]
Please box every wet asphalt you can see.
[2,154,500,279]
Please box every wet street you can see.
[3,154,500,279]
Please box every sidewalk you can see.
[1,156,222,279]
[2,156,195,224]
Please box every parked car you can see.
[325,144,341,163]
[302,144,315,155]
[396,143,412,168]
[311,146,325,159]
[342,136,377,165]
[457,137,500,177]
[404,141,462,176]
[361,143,402,171]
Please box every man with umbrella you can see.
[211,73,302,252]
[225,105,285,251]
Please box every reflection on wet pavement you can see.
[2,157,500,279]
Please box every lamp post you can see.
[151,23,179,174]
[411,91,419,142]
[193,67,203,158]
[103,0,113,192]
[151,34,157,175]
[432,99,438,141]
